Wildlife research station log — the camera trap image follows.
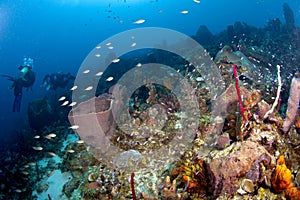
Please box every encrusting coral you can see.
[271,155,300,200]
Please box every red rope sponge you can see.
[233,64,247,121]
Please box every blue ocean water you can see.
[0,0,298,142]
[0,0,299,199]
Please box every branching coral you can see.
[141,176,181,200]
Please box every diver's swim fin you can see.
[13,94,22,112]
[0,74,15,82]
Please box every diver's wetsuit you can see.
[7,68,35,112]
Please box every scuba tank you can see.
[20,57,36,88]
[19,57,33,78]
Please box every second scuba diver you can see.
[41,72,75,91]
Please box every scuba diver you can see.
[1,57,36,112]
[41,72,75,91]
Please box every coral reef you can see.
[28,98,55,130]
[62,178,81,198]
[4,3,300,200]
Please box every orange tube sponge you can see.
[285,187,300,200]
[271,155,293,193]
[271,155,300,199]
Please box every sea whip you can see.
[233,64,247,121]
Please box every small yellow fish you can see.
[47,133,56,138]
[66,149,75,153]
[106,76,114,82]
[47,152,56,157]
[61,101,69,106]
[95,53,101,57]
[69,102,77,107]
[45,133,56,140]
[180,10,189,14]
[28,162,36,166]
[70,85,78,91]
[15,189,22,193]
[22,171,29,175]
[34,135,40,139]
[95,71,103,76]
[85,86,93,91]
[23,165,29,168]
[83,69,90,74]
[32,146,43,151]
[69,125,79,130]
[76,140,84,144]
[134,19,145,24]
[58,96,66,101]
[112,58,120,63]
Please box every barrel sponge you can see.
[283,77,300,133]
